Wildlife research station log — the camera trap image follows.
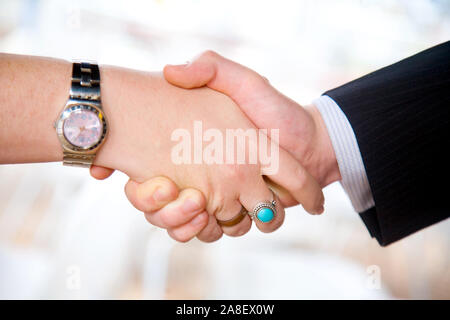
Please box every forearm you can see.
[0,53,70,163]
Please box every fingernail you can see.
[190,213,206,226]
[153,187,171,203]
[182,198,201,214]
[316,206,324,214]
[167,62,189,68]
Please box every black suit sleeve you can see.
[324,41,450,246]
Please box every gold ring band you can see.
[217,206,248,227]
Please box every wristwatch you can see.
[54,61,108,167]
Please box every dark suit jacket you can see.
[325,41,450,246]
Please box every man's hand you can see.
[162,50,340,187]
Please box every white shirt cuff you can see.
[313,95,375,213]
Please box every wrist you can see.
[305,104,341,187]
[93,65,134,175]
[93,65,175,182]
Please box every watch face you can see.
[63,108,103,148]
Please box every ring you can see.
[248,190,277,223]
[217,206,247,227]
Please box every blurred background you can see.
[0,0,449,299]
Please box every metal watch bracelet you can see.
[63,61,101,168]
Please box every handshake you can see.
[3,42,447,246]
[89,51,341,243]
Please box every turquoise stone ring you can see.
[257,207,275,223]
[250,192,277,223]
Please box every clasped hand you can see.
[91,51,339,243]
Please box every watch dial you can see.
[63,109,103,148]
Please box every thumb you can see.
[163,50,270,103]
[90,165,115,180]
[164,60,215,89]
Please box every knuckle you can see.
[214,199,242,223]
[209,231,223,243]
[183,189,207,211]
[201,50,218,60]
[160,210,181,228]
[211,192,226,217]
[166,186,179,202]
[198,226,223,243]
[158,181,179,199]
[145,179,179,203]
[168,229,192,243]
[141,199,158,213]
[135,189,158,212]
[144,212,160,228]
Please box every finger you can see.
[263,148,324,215]
[164,59,215,89]
[238,177,285,234]
[210,188,253,238]
[144,189,206,229]
[166,211,209,243]
[164,50,270,98]
[124,176,179,213]
[90,165,115,180]
[219,209,253,238]
[264,177,298,208]
[196,214,223,243]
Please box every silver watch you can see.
[54,61,108,167]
